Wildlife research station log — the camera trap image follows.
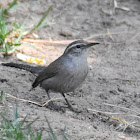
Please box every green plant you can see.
[3,0,18,14]
[0,1,23,55]
[0,104,68,140]
[0,0,52,55]
[0,105,42,140]
[45,116,68,140]
[0,91,6,104]
[28,5,53,35]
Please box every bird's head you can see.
[63,40,99,57]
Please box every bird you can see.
[2,40,99,112]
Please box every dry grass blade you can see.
[110,116,138,132]
[22,31,135,45]
[110,116,129,125]
[102,102,140,115]
[22,39,75,44]
[85,32,134,40]
[5,93,62,107]
[88,108,140,132]
[88,108,126,115]
[22,39,124,45]
[87,108,140,119]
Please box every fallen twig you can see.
[22,39,74,44]
[22,32,135,44]
[102,102,140,115]
[87,108,140,119]
[85,32,134,40]
[5,93,62,107]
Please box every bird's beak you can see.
[86,42,99,48]
[89,42,100,46]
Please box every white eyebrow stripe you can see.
[65,42,83,52]
[70,43,83,48]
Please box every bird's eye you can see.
[76,45,81,48]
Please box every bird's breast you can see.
[56,58,88,92]
[41,57,88,93]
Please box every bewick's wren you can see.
[2,40,99,112]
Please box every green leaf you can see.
[23,42,37,49]
[0,9,7,35]
[28,5,52,34]
[13,105,18,128]
[4,0,18,14]
[45,116,57,140]
[61,126,68,140]
[15,24,24,44]
[36,5,52,29]
[16,116,27,130]
[25,117,39,130]
[0,114,15,129]
[34,131,42,140]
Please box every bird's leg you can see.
[61,93,76,111]
[45,90,55,108]
[46,90,51,100]
[61,93,81,113]
[46,90,65,112]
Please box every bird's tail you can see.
[2,62,45,76]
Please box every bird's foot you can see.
[67,104,82,113]
[47,101,65,112]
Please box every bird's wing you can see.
[32,57,62,88]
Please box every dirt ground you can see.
[0,0,140,139]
